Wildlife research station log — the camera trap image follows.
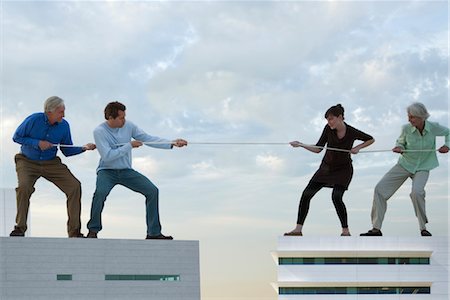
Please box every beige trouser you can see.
[371,163,429,230]
[14,154,82,236]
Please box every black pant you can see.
[296,181,348,228]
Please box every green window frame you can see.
[105,274,180,281]
[56,274,72,281]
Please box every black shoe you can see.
[421,229,432,236]
[284,231,302,236]
[360,229,382,236]
[10,226,25,237]
[86,231,98,238]
[146,234,173,240]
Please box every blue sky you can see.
[0,1,448,299]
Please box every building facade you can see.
[0,237,200,300]
[272,236,448,299]
[0,188,29,237]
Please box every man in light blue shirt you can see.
[361,102,449,237]
[87,101,187,240]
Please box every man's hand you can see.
[39,140,54,151]
[82,143,96,151]
[173,139,188,147]
[131,140,143,148]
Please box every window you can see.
[278,257,430,265]
[56,274,72,281]
[105,274,180,281]
[279,286,430,295]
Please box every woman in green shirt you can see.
[361,102,449,237]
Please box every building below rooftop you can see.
[0,237,200,300]
[272,236,448,299]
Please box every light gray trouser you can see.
[371,163,429,230]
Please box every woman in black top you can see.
[284,104,374,236]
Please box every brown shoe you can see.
[86,231,98,238]
[69,232,85,238]
[146,234,173,240]
[10,226,25,237]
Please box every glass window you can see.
[278,257,430,265]
[378,258,388,264]
[420,258,430,264]
[398,258,409,264]
[279,286,430,295]
[379,287,396,294]
[342,258,357,264]
[303,258,315,264]
[409,258,420,264]
[57,274,72,281]
[388,258,396,264]
[105,274,180,281]
[292,258,303,264]
[325,258,342,264]
[315,258,325,264]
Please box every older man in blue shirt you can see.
[10,96,96,238]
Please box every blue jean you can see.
[87,169,162,236]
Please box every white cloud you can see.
[351,107,371,124]
[189,160,224,180]
[255,153,285,172]
[132,156,160,177]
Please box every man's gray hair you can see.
[44,96,65,113]
[407,102,430,120]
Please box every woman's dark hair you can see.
[325,104,345,119]
[104,101,126,120]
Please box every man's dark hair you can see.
[104,101,126,120]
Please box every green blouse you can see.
[396,120,450,173]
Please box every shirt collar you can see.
[410,120,429,133]
[44,113,58,126]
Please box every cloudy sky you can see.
[0,1,448,299]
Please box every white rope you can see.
[113,142,289,146]
[296,143,438,154]
[53,142,439,153]
[52,144,81,148]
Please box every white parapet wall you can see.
[0,237,200,300]
[272,236,448,300]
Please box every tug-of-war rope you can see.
[52,142,439,153]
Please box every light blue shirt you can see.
[396,120,450,173]
[94,121,172,172]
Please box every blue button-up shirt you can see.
[13,112,84,161]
